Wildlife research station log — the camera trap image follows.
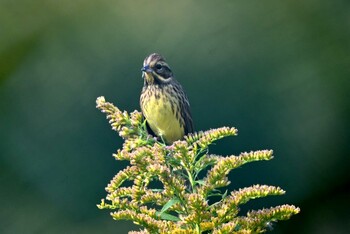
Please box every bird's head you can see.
[141,53,173,85]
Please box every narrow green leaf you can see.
[156,211,181,221]
[150,189,163,192]
[222,189,228,199]
[159,197,180,214]
[195,180,206,185]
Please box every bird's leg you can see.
[159,135,166,145]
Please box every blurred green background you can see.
[1,0,349,233]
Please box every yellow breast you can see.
[142,91,184,144]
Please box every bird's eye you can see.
[155,64,162,70]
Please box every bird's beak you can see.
[141,65,153,73]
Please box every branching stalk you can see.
[96,96,300,234]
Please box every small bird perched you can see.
[140,53,193,144]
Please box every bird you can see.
[140,53,193,144]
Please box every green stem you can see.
[195,223,200,233]
[186,167,196,193]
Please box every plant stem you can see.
[186,167,196,193]
[195,223,200,233]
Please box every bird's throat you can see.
[144,72,155,85]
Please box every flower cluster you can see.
[96,96,300,233]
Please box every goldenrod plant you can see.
[96,97,300,233]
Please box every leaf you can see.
[150,189,163,192]
[159,197,180,214]
[207,188,227,198]
[156,211,181,221]
[195,180,206,185]
[222,189,228,199]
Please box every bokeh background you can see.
[1,1,349,233]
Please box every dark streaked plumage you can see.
[140,53,193,144]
